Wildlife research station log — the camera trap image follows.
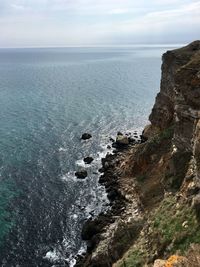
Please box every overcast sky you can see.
[0,0,200,47]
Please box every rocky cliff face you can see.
[147,41,200,191]
[76,41,200,267]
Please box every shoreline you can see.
[75,133,145,266]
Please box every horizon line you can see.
[0,43,186,49]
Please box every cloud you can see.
[0,0,199,46]
[108,8,131,15]
[10,4,26,11]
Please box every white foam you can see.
[58,147,67,152]
[71,213,78,219]
[69,258,76,267]
[61,172,77,182]
[44,250,60,262]
[75,159,90,168]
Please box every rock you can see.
[186,180,200,196]
[140,134,148,143]
[112,142,118,148]
[107,189,119,201]
[75,170,88,179]
[142,124,160,140]
[109,137,115,142]
[107,145,111,149]
[163,255,187,267]
[102,156,113,169]
[182,221,188,228]
[153,259,166,267]
[81,219,101,240]
[128,137,136,144]
[83,156,94,164]
[99,175,106,184]
[104,161,110,169]
[98,167,105,173]
[116,134,129,146]
[192,194,200,219]
[81,133,92,140]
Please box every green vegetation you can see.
[150,125,174,145]
[119,249,146,267]
[117,196,200,267]
[0,179,18,245]
[153,196,200,254]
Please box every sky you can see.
[0,0,200,47]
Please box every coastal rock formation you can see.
[81,133,92,140]
[76,41,200,267]
[84,157,94,164]
[116,132,129,146]
[75,170,88,179]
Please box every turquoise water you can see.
[0,46,177,266]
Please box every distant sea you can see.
[0,46,178,266]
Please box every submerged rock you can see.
[83,156,94,164]
[81,133,92,140]
[75,170,88,179]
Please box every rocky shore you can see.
[75,137,144,267]
[75,41,200,267]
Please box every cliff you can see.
[76,41,200,267]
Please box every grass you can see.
[118,249,146,267]
[116,196,200,267]
[152,196,200,254]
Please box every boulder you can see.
[81,219,101,240]
[142,124,160,140]
[116,134,129,146]
[75,170,88,179]
[81,133,92,140]
[128,137,136,144]
[107,189,119,201]
[84,157,94,164]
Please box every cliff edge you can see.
[76,41,200,267]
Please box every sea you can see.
[0,45,179,266]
